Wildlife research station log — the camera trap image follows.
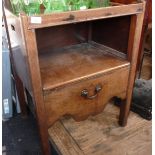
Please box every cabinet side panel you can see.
[5,10,32,93]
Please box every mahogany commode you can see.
[4,0,145,154]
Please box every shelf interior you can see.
[39,43,130,91]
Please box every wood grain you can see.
[39,43,130,91]
[36,23,89,54]
[49,121,84,155]
[92,16,131,54]
[119,2,146,126]
[27,3,144,29]
[4,0,146,154]
[127,15,137,61]
[20,16,50,155]
[49,103,152,155]
[44,66,129,127]
[136,0,152,72]
[111,0,137,4]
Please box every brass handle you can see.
[81,84,102,100]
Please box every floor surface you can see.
[2,112,43,155]
[48,103,152,155]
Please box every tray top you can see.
[27,2,144,29]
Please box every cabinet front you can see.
[44,67,129,127]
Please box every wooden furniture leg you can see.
[119,99,127,126]
[14,74,28,117]
[136,0,152,73]
[3,5,51,154]
[119,12,145,126]
[21,16,51,155]
[37,125,50,155]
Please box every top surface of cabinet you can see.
[4,1,144,29]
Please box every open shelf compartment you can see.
[39,43,130,91]
[35,16,132,91]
